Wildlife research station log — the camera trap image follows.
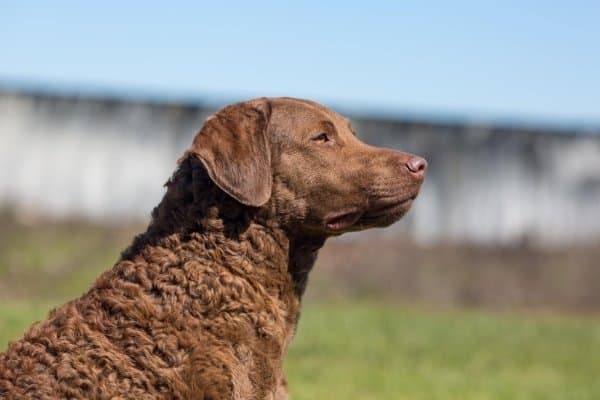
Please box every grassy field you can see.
[2,301,599,399]
[288,303,600,400]
[1,216,600,399]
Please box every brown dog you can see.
[0,98,426,399]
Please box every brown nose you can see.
[406,155,427,177]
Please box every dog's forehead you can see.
[269,97,349,129]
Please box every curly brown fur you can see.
[0,97,426,399]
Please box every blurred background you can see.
[1,1,599,399]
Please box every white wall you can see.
[1,91,599,245]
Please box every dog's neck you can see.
[121,158,326,300]
[287,234,325,296]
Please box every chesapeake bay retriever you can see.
[0,97,426,399]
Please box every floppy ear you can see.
[188,99,272,207]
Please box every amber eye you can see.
[311,133,330,142]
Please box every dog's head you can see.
[188,97,426,237]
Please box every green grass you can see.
[2,301,599,400]
[0,218,138,300]
[285,303,600,400]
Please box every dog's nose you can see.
[406,155,427,178]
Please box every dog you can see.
[0,97,426,399]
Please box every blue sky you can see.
[1,1,599,126]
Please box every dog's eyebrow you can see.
[319,120,337,132]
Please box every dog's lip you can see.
[325,209,363,231]
[365,193,418,217]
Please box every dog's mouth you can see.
[325,209,363,231]
[324,192,418,232]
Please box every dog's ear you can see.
[189,99,272,207]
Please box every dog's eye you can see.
[311,133,330,142]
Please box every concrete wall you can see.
[1,90,599,245]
